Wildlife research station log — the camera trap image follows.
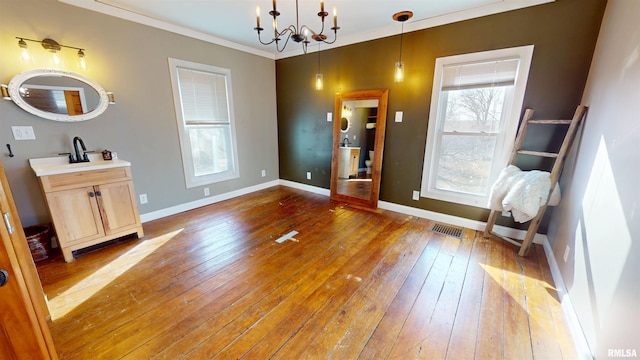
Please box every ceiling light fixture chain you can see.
[254,0,339,54]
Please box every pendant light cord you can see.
[399,22,404,63]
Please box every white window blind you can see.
[177,68,229,124]
[441,58,520,91]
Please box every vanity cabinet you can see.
[37,166,144,262]
[338,147,360,179]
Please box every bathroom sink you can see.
[29,153,130,177]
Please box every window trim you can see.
[168,58,240,188]
[420,45,534,208]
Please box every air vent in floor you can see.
[430,223,463,238]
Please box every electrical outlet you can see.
[261,169,266,177]
[139,194,148,204]
[412,190,419,201]
[11,126,36,140]
[306,171,312,180]
[204,187,210,196]
[563,245,570,262]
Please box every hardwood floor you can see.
[36,186,578,359]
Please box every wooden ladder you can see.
[483,105,587,256]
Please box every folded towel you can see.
[488,165,560,222]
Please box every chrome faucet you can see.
[342,137,351,147]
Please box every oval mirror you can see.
[340,117,351,132]
[5,68,111,122]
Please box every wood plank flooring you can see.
[36,186,578,359]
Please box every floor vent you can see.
[431,223,463,238]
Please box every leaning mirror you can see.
[330,89,389,210]
[2,68,113,122]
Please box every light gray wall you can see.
[547,0,640,357]
[0,0,279,227]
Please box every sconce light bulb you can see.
[18,39,30,61]
[77,49,87,70]
[21,48,30,61]
[315,73,323,90]
[52,51,60,66]
[394,61,404,83]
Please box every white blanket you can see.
[488,165,561,223]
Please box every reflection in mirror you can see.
[336,100,377,199]
[331,89,388,209]
[340,117,351,132]
[4,68,111,122]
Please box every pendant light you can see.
[392,11,413,83]
[315,44,323,90]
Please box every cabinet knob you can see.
[89,192,95,197]
[96,191,102,197]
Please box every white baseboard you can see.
[278,179,331,196]
[139,180,280,223]
[142,179,547,244]
[378,200,547,244]
[542,240,593,359]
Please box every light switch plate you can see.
[11,126,36,140]
[327,112,332,122]
[395,111,403,123]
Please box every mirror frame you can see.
[330,89,389,209]
[5,68,110,122]
[340,117,351,133]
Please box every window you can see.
[421,46,534,207]
[168,58,239,188]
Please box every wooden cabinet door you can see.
[96,181,141,235]
[0,161,57,359]
[45,186,105,246]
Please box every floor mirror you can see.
[330,89,388,209]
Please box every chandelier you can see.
[254,0,339,54]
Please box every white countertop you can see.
[29,153,131,177]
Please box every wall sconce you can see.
[16,37,87,69]
[0,85,9,100]
[392,11,413,83]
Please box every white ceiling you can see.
[60,0,553,59]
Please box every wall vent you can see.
[430,223,463,238]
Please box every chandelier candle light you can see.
[254,0,339,53]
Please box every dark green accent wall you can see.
[276,0,606,231]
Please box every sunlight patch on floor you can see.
[49,229,183,321]
[481,263,559,338]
